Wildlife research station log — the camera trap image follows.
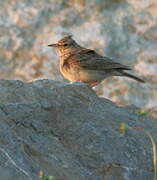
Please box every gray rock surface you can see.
[0,79,156,180]
[0,0,157,108]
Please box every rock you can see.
[0,79,156,180]
[0,0,157,108]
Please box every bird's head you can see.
[48,35,81,57]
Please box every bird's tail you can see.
[122,71,145,83]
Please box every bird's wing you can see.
[64,49,131,71]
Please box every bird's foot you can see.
[89,81,101,87]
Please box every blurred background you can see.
[0,0,157,109]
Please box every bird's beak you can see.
[48,43,57,47]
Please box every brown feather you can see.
[49,36,144,86]
[64,48,131,71]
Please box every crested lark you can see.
[48,35,144,87]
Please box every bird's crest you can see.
[58,35,73,44]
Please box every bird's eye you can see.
[63,43,68,46]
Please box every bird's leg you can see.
[89,81,100,87]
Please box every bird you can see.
[48,35,144,87]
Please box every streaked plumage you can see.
[48,35,144,87]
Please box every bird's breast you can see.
[60,62,79,82]
[60,63,106,83]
